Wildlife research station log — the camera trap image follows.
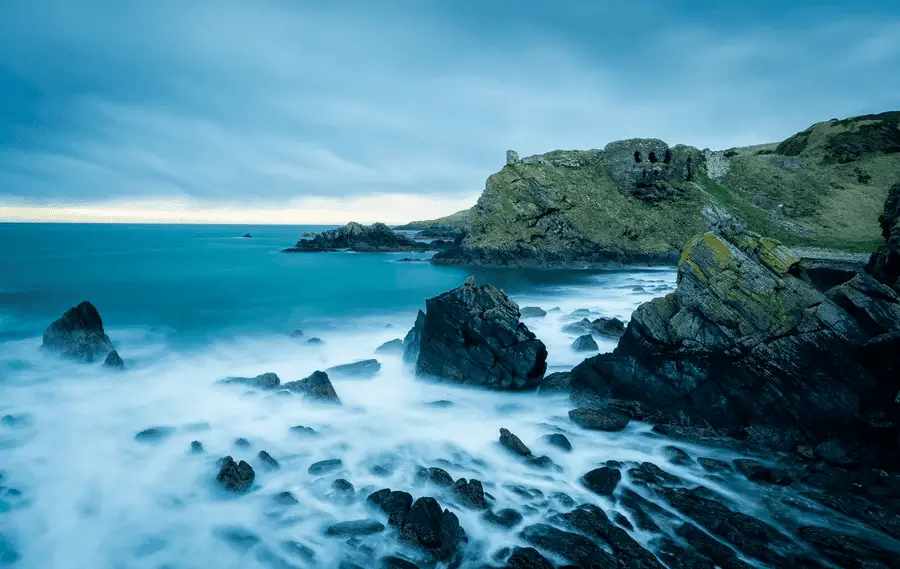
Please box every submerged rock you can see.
[485,508,523,529]
[325,359,381,378]
[399,497,464,562]
[415,467,454,487]
[284,222,434,253]
[581,466,621,497]
[274,491,299,506]
[325,519,385,537]
[282,371,341,404]
[219,372,281,390]
[452,478,487,509]
[375,339,405,354]
[412,277,548,389]
[505,546,553,569]
[543,433,572,452]
[308,459,343,475]
[258,450,280,470]
[216,456,255,492]
[520,306,547,318]
[41,301,117,362]
[103,349,125,369]
[571,334,599,352]
[134,426,174,443]
[189,440,204,454]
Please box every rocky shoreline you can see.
[283,222,456,253]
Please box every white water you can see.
[0,268,866,568]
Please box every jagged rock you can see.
[332,479,354,493]
[258,450,279,470]
[242,233,252,238]
[325,519,385,537]
[412,278,547,389]
[213,526,261,551]
[452,478,487,509]
[485,508,523,528]
[505,547,553,569]
[662,446,694,465]
[543,433,572,452]
[537,371,572,395]
[234,437,250,448]
[581,467,621,496]
[568,408,629,431]
[376,339,405,354]
[103,350,124,369]
[282,371,341,404]
[868,182,900,293]
[41,301,117,362]
[520,306,547,318]
[499,428,532,456]
[135,426,174,443]
[305,337,323,345]
[562,318,594,334]
[216,456,255,492]
[398,497,464,562]
[367,489,414,528]
[628,462,682,487]
[402,310,425,364]
[290,425,318,436]
[570,224,900,465]
[189,440,204,454]
[219,372,281,390]
[415,467,454,487]
[571,334,599,351]
[592,317,626,337]
[284,222,435,253]
[732,459,791,485]
[520,523,616,568]
[326,359,381,378]
[698,457,731,472]
[290,329,304,338]
[554,504,666,569]
[308,459,342,475]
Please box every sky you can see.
[1,0,899,224]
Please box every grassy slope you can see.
[392,209,469,230]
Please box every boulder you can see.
[308,459,343,475]
[505,547,554,569]
[217,456,255,492]
[375,339,405,354]
[562,318,594,335]
[282,371,341,404]
[569,408,629,431]
[543,433,572,452]
[592,317,626,337]
[399,497,464,562]
[571,334,599,352]
[284,222,431,253]
[103,350,125,369]
[581,467,621,497]
[414,467,454,487]
[520,306,547,318]
[570,221,900,465]
[219,372,281,390]
[485,509,524,529]
[41,301,117,362]
[412,277,548,389]
[452,478,487,509]
[326,359,381,378]
[499,428,532,456]
[258,450,280,470]
[325,519,385,537]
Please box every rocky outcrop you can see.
[41,301,117,363]
[216,456,255,492]
[367,489,465,564]
[867,181,900,292]
[282,371,341,404]
[219,372,281,390]
[570,220,900,464]
[408,277,547,389]
[402,310,425,364]
[283,222,441,253]
[325,359,381,378]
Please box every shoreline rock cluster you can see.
[283,222,456,253]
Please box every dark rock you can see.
[813,439,856,466]
[134,426,174,443]
[675,523,754,569]
[526,454,560,471]
[282,371,341,404]
[562,318,594,335]
[325,359,381,378]
[520,523,616,568]
[219,372,281,390]
[698,457,731,472]
[484,508,523,528]
[732,459,791,485]
[41,301,116,362]
[242,233,252,238]
[216,456,255,492]
[308,459,342,475]
[189,440,204,454]
[571,334,599,352]
[234,437,250,448]
[376,339,405,354]
[274,491,299,506]
[381,556,420,569]
[551,492,576,508]
[399,497,463,562]
[798,525,900,569]
[554,504,665,569]
[867,182,900,293]
[499,428,532,456]
[103,349,124,369]
[619,489,674,532]
[415,467,454,487]
[612,511,633,530]
[289,329,304,338]
[505,547,554,569]
[332,478,355,493]
[402,310,425,364]
[537,371,572,395]
[305,337,323,345]
[325,519,385,537]
[367,489,413,528]
[213,526,261,551]
[281,540,316,563]
[284,222,432,253]
[568,408,629,431]
[289,425,318,436]
[255,546,303,569]
[425,400,453,408]
[581,466,621,497]
[520,306,547,318]
[258,450,280,470]
[662,445,694,465]
[628,462,681,487]
[452,478,487,509]
[542,433,572,452]
[592,317,626,337]
[414,277,547,389]
[656,536,719,569]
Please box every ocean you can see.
[0,222,729,569]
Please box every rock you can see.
[562,318,594,334]
[414,467,454,487]
[425,400,453,408]
[499,428,532,456]
[134,426,174,443]
[375,339,405,354]
[281,540,316,563]
[258,450,279,470]
[305,337,323,345]
[505,547,553,569]
[581,467,621,497]
[520,306,547,318]
[213,526,261,551]
[367,489,413,528]
[698,457,731,472]
[234,437,250,448]
[381,556,420,569]
[219,372,281,390]
[732,459,791,485]
[308,459,343,475]
[413,278,548,389]
[798,525,900,569]
[543,433,572,452]
[525,455,560,471]
[274,491,299,505]
[628,462,681,487]
[103,349,124,369]
[289,329,304,338]
[592,317,626,337]
[570,223,900,467]
[612,511,633,530]
[402,310,425,364]
[242,233,252,238]
[506,150,519,165]
[325,359,381,378]
[189,440,204,454]
[289,425,317,436]
[662,445,694,465]
[537,371,572,395]
[571,334,599,352]
[485,508,523,528]
[284,222,434,253]
[520,523,616,568]
[867,181,900,293]
[282,371,341,404]
[399,497,463,562]
[216,456,255,492]
[554,504,666,569]
[325,519,385,537]
[568,408,629,431]
[452,478,487,509]
[41,301,116,362]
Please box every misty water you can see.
[0,224,884,568]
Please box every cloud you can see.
[0,0,899,221]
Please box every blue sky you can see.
[1,0,899,223]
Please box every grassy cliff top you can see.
[393,209,470,231]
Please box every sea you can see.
[0,223,844,568]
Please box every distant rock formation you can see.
[406,277,547,389]
[284,222,443,253]
[41,301,118,363]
